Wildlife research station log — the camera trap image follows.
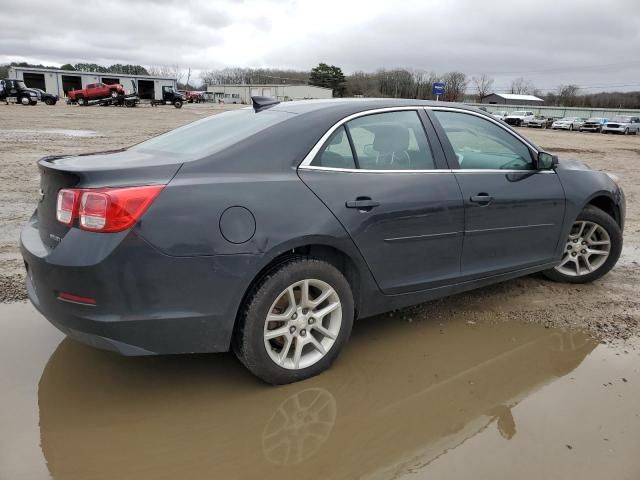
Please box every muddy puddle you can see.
[1,302,639,479]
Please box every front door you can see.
[299,109,465,294]
[430,109,565,279]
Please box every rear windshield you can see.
[131,108,295,156]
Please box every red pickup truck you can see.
[67,82,125,105]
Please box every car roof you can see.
[268,98,484,116]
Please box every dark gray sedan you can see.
[21,98,625,384]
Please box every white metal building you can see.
[206,84,333,103]
[8,66,177,100]
[480,93,544,105]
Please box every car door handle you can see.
[346,197,380,211]
[470,193,494,205]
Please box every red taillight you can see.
[56,185,164,232]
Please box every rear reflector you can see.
[56,189,78,225]
[57,292,97,306]
[56,185,164,232]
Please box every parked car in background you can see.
[32,89,59,106]
[504,110,535,126]
[579,117,607,133]
[601,115,640,135]
[67,82,125,106]
[551,117,586,131]
[0,78,40,105]
[21,99,625,384]
[491,110,509,121]
[526,115,553,129]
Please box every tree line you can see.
[3,61,640,109]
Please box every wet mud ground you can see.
[1,302,639,479]
[1,103,640,478]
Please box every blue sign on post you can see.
[432,82,445,99]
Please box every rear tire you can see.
[543,206,622,284]
[173,100,183,108]
[233,257,354,385]
[44,98,55,106]
[77,96,87,106]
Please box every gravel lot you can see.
[1,103,638,340]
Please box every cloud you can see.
[2,0,640,91]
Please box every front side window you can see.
[433,111,534,170]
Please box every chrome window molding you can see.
[297,105,544,173]
[299,165,555,174]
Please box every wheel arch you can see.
[231,240,370,344]
[584,193,621,227]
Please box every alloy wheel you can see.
[555,220,611,276]
[264,279,342,370]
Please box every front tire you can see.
[233,257,354,384]
[543,206,622,284]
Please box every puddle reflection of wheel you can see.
[262,387,336,466]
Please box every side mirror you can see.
[537,151,558,170]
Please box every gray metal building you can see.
[206,84,333,103]
[8,66,177,100]
[481,93,544,105]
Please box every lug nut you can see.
[573,239,579,243]
[289,326,296,334]
[308,318,315,324]
[581,249,587,254]
[300,329,307,337]
[582,241,587,245]
[291,313,297,320]
[571,252,577,257]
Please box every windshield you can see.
[587,118,602,122]
[611,116,631,123]
[131,108,295,156]
[511,111,527,116]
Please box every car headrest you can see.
[372,125,409,154]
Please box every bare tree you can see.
[472,73,494,102]
[510,77,535,95]
[557,84,580,107]
[442,71,468,102]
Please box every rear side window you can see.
[313,127,356,169]
[311,110,435,170]
[131,109,295,156]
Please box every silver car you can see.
[551,117,586,131]
[601,115,640,135]
[491,110,509,121]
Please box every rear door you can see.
[299,108,464,294]
[429,108,565,279]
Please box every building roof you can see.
[8,66,176,81]
[488,93,544,102]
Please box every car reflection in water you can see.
[38,315,596,479]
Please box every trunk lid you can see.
[36,149,182,249]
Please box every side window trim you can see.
[343,124,360,169]
[426,107,540,171]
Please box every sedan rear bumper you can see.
[20,216,253,355]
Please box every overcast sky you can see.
[2,0,640,92]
